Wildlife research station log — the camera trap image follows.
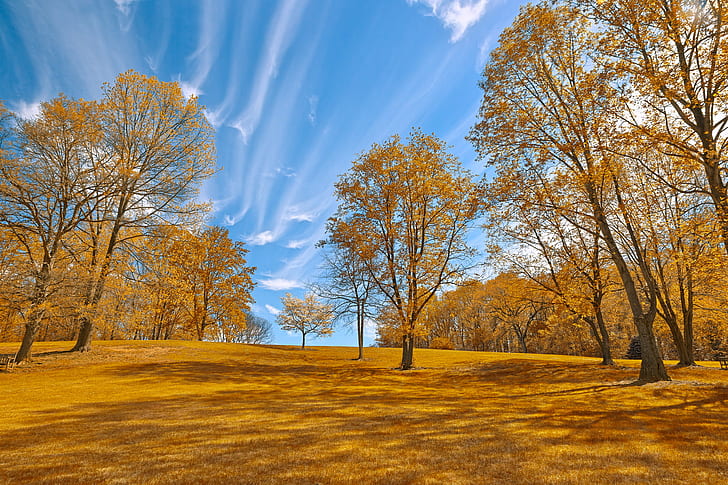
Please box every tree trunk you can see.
[513,324,528,353]
[655,261,695,367]
[660,313,693,366]
[16,319,41,363]
[633,313,669,382]
[400,333,414,370]
[356,304,364,360]
[594,309,614,366]
[16,267,51,362]
[301,332,306,350]
[72,316,94,352]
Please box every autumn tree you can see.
[0,96,108,362]
[424,282,499,351]
[622,152,717,366]
[330,129,483,369]
[71,70,216,352]
[469,2,672,380]
[485,164,618,364]
[483,273,551,354]
[578,0,728,257]
[136,225,255,341]
[277,293,334,350]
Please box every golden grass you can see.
[0,341,726,484]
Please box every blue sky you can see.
[0,0,527,347]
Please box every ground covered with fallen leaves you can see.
[0,340,726,484]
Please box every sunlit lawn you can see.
[0,340,726,484]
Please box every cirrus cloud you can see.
[259,278,305,291]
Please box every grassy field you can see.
[0,341,726,484]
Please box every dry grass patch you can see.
[0,341,726,484]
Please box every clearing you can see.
[0,340,726,484]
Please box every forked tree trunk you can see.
[588,182,670,382]
[585,310,614,366]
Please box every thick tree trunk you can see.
[400,334,414,370]
[16,320,41,363]
[633,313,669,382]
[72,316,94,352]
[16,268,51,362]
[301,332,306,350]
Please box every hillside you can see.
[0,341,726,484]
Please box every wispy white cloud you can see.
[231,0,309,143]
[216,0,322,234]
[364,318,378,340]
[275,167,297,178]
[178,79,203,99]
[113,0,138,32]
[182,0,228,101]
[248,230,277,246]
[286,239,308,249]
[7,1,141,97]
[265,304,281,316]
[408,0,489,42]
[285,207,317,222]
[259,278,305,291]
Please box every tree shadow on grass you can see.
[2,354,727,484]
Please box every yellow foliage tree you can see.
[469,2,672,380]
[330,129,483,369]
[72,70,216,352]
[139,225,255,341]
[0,96,108,362]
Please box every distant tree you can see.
[329,129,483,369]
[277,293,334,350]
[484,273,551,354]
[234,312,273,344]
